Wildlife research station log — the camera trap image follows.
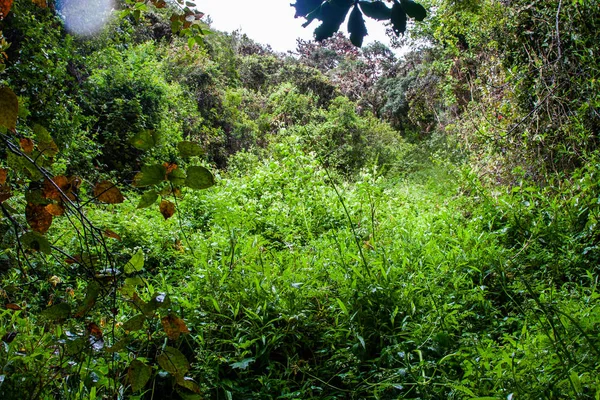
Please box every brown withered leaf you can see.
[159,200,175,220]
[103,229,121,241]
[43,176,71,201]
[163,162,178,175]
[19,138,34,154]
[5,303,21,310]
[161,314,190,340]
[0,168,7,185]
[26,203,53,234]
[94,181,124,204]
[87,322,103,338]
[45,203,65,216]
[32,0,47,8]
[0,185,11,203]
[0,0,14,19]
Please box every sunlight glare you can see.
[57,0,115,37]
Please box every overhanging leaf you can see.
[177,141,204,158]
[0,87,18,130]
[159,199,176,220]
[157,346,189,377]
[19,138,34,154]
[161,314,190,340]
[185,166,214,190]
[20,231,51,254]
[33,125,59,157]
[291,0,322,18]
[123,314,146,332]
[45,203,65,216]
[124,248,144,274]
[358,1,391,20]
[128,360,153,392]
[75,282,101,317]
[176,376,201,394]
[0,168,7,185]
[134,164,167,187]
[167,168,186,186]
[314,1,350,41]
[391,0,407,36]
[401,0,426,21]
[137,190,159,209]
[130,130,159,151]
[94,181,124,204]
[26,203,53,233]
[41,303,71,320]
[348,5,368,47]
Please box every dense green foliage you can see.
[0,0,599,399]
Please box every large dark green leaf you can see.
[401,0,426,21]
[0,87,18,130]
[348,5,368,47]
[185,166,214,190]
[167,168,187,186]
[358,1,391,20]
[177,141,204,158]
[134,165,166,187]
[391,1,407,36]
[20,231,51,254]
[75,281,101,317]
[157,346,189,377]
[128,360,153,392]
[123,314,146,332]
[130,130,159,151]
[42,303,71,320]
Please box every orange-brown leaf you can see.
[45,203,65,216]
[0,168,7,185]
[26,203,53,234]
[94,181,124,204]
[161,314,190,340]
[103,229,121,241]
[32,0,47,8]
[87,322,103,338]
[19,138,34,154]
[0,185,11,203]
[43,176,71,201]
[163,162,178,175]
[0,0,13,20]
[159,200,175,220]
[5,303,21,310]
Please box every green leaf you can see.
[130,130,159,151]
[185,166,215,190]
[176,376,201,394]
[0,87,18,130]
[400,0,426,21]
[134,165,166,187]
[177,141,204,157]
[125,249,144,274]
[123,314,146,331]
[348,5,368,47]
[167,168,187,186]
[358,1,391,20]
[33,125,59,158]
[20,231,51,254]
[230,357,255,370]
[41,303,71,320]
[137,190,159,209]
[391,1,407,36]
[157,346,189,377]
[128,360,153,392]
[75,281,101,317]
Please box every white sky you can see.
[201,0,394,53]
